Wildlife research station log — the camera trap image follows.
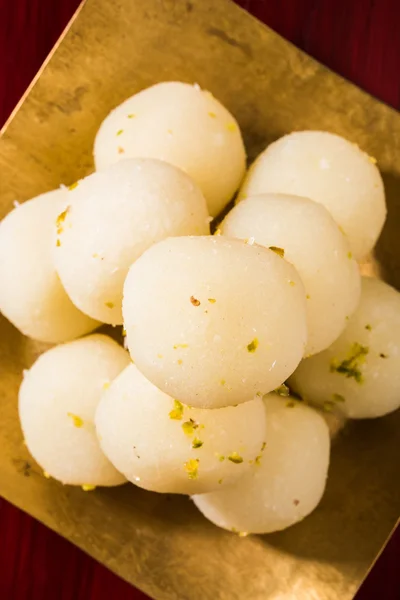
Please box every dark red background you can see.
[0,1,399,598]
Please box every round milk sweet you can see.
[238,131,386,259]
[221,194,361,355]
[94,81,246,217]
[54,158,209,325]
[123,236,308,408]
[19,334,130,486]
[289,277,400,419]
[0,189,99,342]
[193,394,330,534]
[96,364,267,494]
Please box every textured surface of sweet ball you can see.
[96,364,267,494]
[94,82,246,217]
[238,131,386,259]
[289,277,400,419]
[221,193,361,355]
[123,236,307,408]
[19,334,130,486]
[54,158,209,325]
[0,189,99,343]
[193,394,330,534]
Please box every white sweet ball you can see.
[95,364,267,494]
[93,81,246,217]
[193,394,330,534]
[221,194,361,355]
[289,277,400,419]
[123,236,307,409]
[0,190,99,343]
[19,334,130,486]
[238,131,386,260]
[54,158,209,325]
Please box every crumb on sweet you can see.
[190,295,201,306]
[228,452,243,464]
[82,484,96,492]
[182,418,199,435]
[330,342,369,383]
[169,400,184,420]
[274,383,290,397]
[269,246,285,258]
[333,393,345,403]
[184,458,199,480]
[192,438,203,449]
[247,338,259,353]
[67,412,84,428]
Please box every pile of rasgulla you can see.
[1,81,397,537]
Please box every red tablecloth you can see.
[0,1,399,598]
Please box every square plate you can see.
[0,1,399,599]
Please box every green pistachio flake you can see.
[182,418,198,435]
[56,206,70,235]
[261,442,266,452]
[247,338,259,353]
[323,400,335,412]
[169,400,184,420]
[82,484,96,492]
[269,246,285,258]
[274,383,290,397]
[333,393,346,403]
[228,452,243,464]
[192,438,203,449]
[330,342,369,383]
[116,129,124,136]
[184,458,199,480]
[365,324,372,331]
[286,401,296,408]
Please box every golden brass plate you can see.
[0,1,399,598]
